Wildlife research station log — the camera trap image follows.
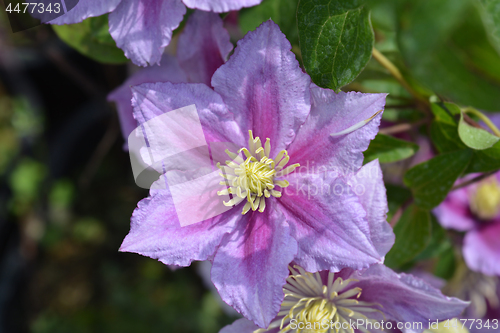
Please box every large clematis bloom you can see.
[220,264,468,333]
[108,10,233,146]
[120,21,394,328]
[48,0,260,66]
[434,172,500,277]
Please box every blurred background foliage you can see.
[0,0,499,331]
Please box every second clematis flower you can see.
[120,21,395,328]
[219,264,469,333]
[434,172,500,277]
[47,0,261,66]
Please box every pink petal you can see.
[182,0,262,12]
[49,0,122,24]
[107,55,187,148]
[287,87,386,174]
[211,20,311,157]
[131,82,245,147]
[109,0,186,66]
[278,171,382,273]
[433,188,476,232]
[351,264,469,330]
[347,160,395,258]
[463,221,500,276]
[212,200,298,328]
[120,176,243,266]
[177,11,233,86]
[219,319,260,333]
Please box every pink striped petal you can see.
[287,87,386,175]
[212,200,298,328]
[212,20,311,157]
[109,0,186,66]
[177,11,233,86]
[278,171,382,273]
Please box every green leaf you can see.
[297,0,374,91]
[386,184,412,222]
[239,0,299,46]
[414,215,451,261]
[397,0,500,111]
[466,140,500,172]
[429,103,467,153]
[364,134,419,163]
[434,246,457,280]
[385,204,432,269]
[458,111,500,150]
[404,149,473,210]
[477,0,500,53]
[52,15,128,64]
[430,121,467,153]
[430,102,461,123]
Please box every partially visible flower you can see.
[108,10,233,147]
[220,264,468,333]
[444,264,500,333]
[48,0,258,66]
[120,21,394,328]
[434,173,500,276]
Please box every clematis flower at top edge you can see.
[107,10,233,148]
[119,20,394,328]
[47,0,261,66]
[220,264,469,333]
[434,172,500,277]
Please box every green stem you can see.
[371,48,428,106]
[462,107,500,137]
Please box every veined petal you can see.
[212,200,298,328]
[131,82,245,147]
[278,171,382,273]
[107,55,187,148]
[119,176,243,266]
[219,318,260,333]
[287,87,386,175]
[463,221,500,276]
[212,20,311,157]
[109,0,186,66]
[349,264,469,333]
[347,160,394,258]
[48,0,122,24]
[182,0,263,13]
[177,11,233,86]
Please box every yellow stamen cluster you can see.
[217,130,299,214]
[255,266,383,333]
[469,177,500,220]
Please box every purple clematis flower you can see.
[434,172,500,277]
[48,0,258,66]
[220,264,468,333]
[108,10,233,146]
[120,21,394,328]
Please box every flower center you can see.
[469,177,500,220]
[254,266,383,333]
[217,130,299,215]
